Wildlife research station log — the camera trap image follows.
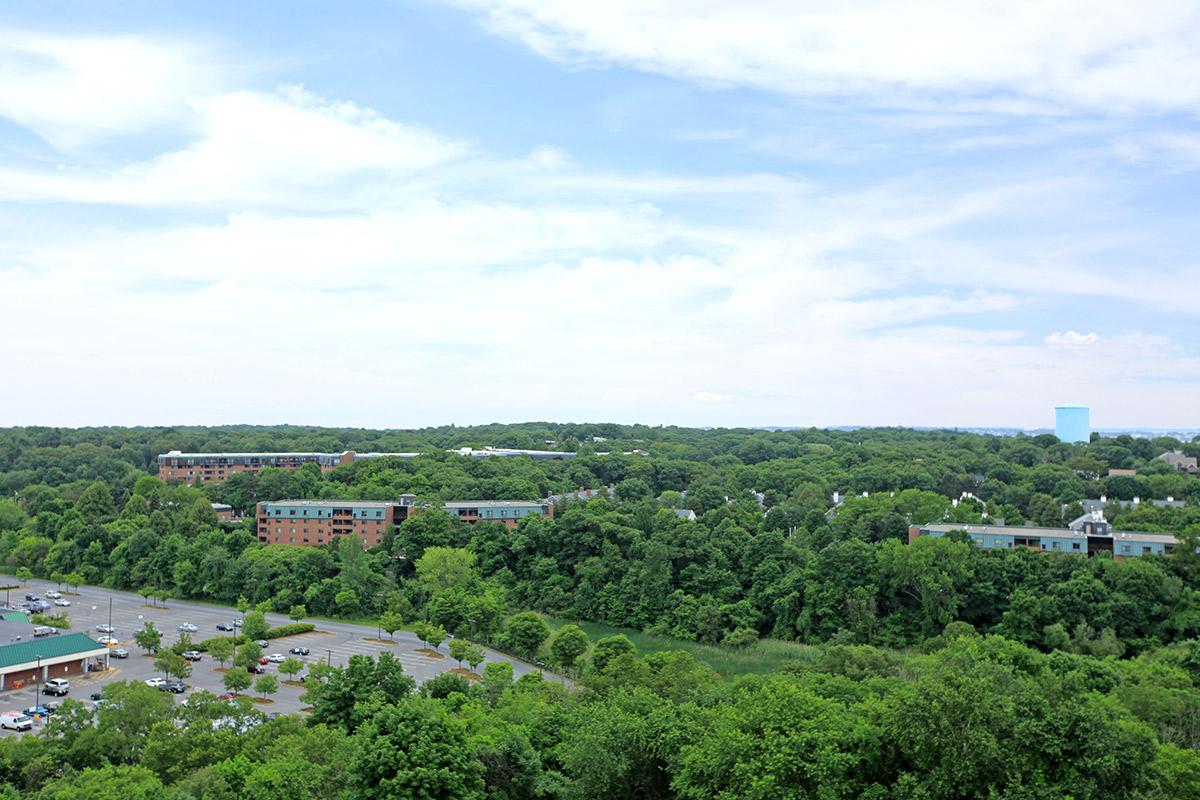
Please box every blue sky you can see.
[1,1,1198,429]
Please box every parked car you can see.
[144,678,166,689]
[288,646,310,656]
[23,705,54,718]
[24,593,37,602]
[32,626,56,638]
[178,623,198,633]
[97,636,118,646]
[247,664,266,674]
[162,681,187,694]
[255,639,268,648]
[110,648,129,659]
[266,654,286,663]
[95,624,115,634]
[42,679,69,696]
[44,591,61,599]
[52,599,70,607]
[216,623,234,632]
[0,712,32,731]
[30,601,50,612]
[232,619,242,627]
[89,692,103,702]
[182,651,202,661]
[217,692,236,701]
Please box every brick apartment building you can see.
[255,499,415,547]
[256,497,555,547]
[159,450,355,484]
[159,447,578,485]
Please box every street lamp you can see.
[35,654,41,701]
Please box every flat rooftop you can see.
[920,522,1178,545]
[160,451,342,459]
[443,500,549,508]
[260,499,398,508]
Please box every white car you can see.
[144,678,166,688]
[95,624,114,634]
[178,623,198,633]
[97,636,118,646]
[266,653,286,663]
[45,591,61,599]
[53,599,70,607]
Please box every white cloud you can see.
[1045,330,1100,348]
[453,1,1200,113]
[0,29,223,148]
[0,86,467,209]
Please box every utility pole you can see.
[35,654,41,701]
[108,597,113,631]
[327,649,332,667]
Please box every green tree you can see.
[153,649,190,682]
[255,673,278,700]
[592,635,636,673]
[242,609,269,641]
[380,610,405,640]
[223,667,252,696]
[349,697,485,800]
[465,643,486,673]
[448,638,471,668]
[289,604,307,623]
[76,481,117,524]
[36,764,167,800]
[134,622,162,654]
[65,571,84,593]
[414,547,478,594]
[207,637,235,668]
[15,566,33,584]
[550,624,589,673]
[236,641,264,669]
[279,657,304,682]
[502,612,549,661]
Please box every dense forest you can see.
[1,423,1200,798]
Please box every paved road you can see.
[0,575,560,735]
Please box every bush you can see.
[31,613,70,630]
[722,627,759,649]
[266,623,315,639]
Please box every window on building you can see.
[1143,547,1152,555]
[1072,543,1080,550]
[1121,545,1131,553]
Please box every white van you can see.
[0,712,32,731]
[31,626,55,638]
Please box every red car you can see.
[217,693,235,701]
[258,656,270,665]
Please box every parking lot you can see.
[0,575,558,735]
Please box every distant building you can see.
[255,499,415,548]
[673,509,697,521]
[159,450,354,484]
[1158,451,1199,474]
[442,501,554,529]
[160,446,576,484]
[909,520,1180,559]
[448,447,576,461]
[1108,468,1137,478]
[1055,406,1090,443]
[211,502,234,521]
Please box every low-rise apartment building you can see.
[159,450,355,484]
[442,500,554,528]
[255,499,415,548]
[909,520,1179,559]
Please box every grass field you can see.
[545,617,821,677]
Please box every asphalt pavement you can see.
[0,574,560,736]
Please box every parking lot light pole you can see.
[327,649,332,667]
[35,654,41,699]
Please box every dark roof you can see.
[0,632,107,669]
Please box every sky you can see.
[1,1,1199,431]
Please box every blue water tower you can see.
[1055,405,1090,443]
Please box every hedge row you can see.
[193,623,315,653]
